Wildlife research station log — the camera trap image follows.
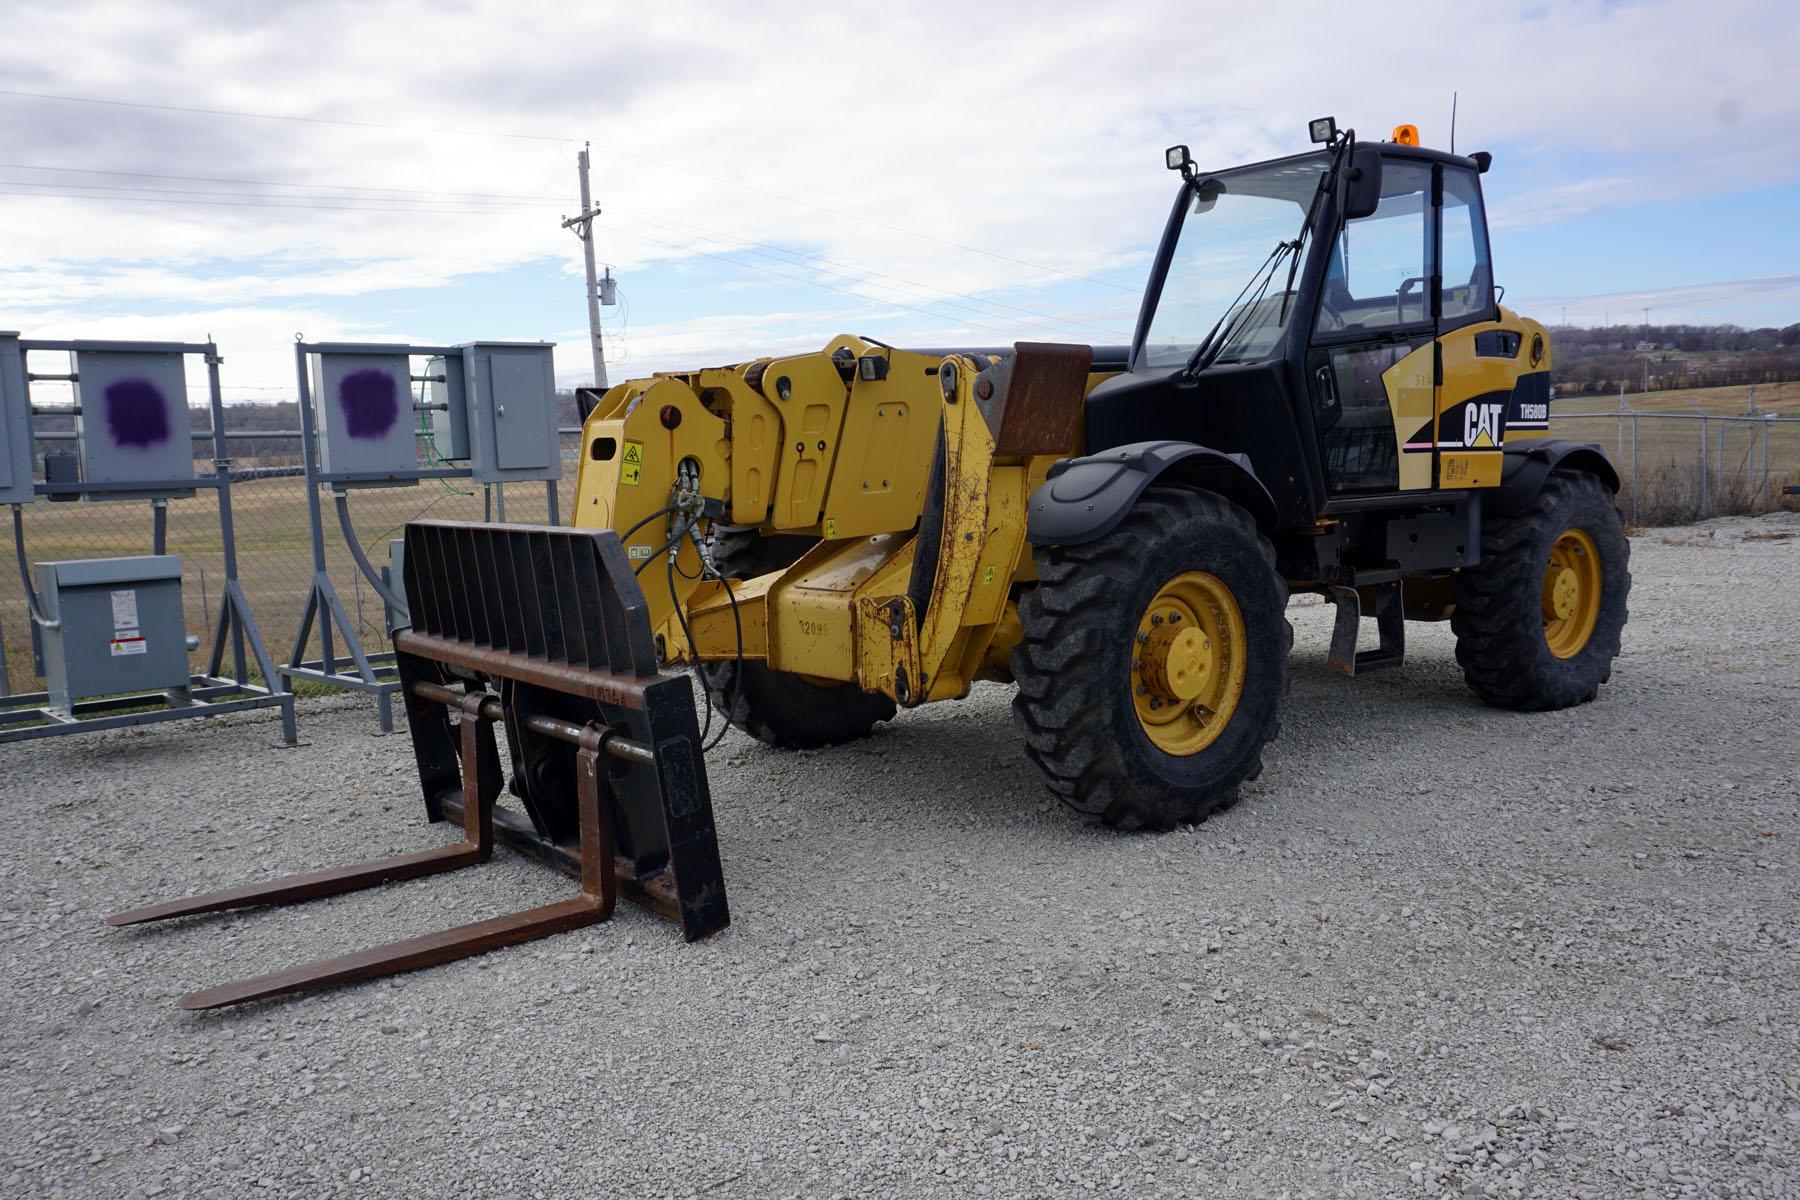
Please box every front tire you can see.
[1452,470,1630,710]
[1011,488,1290,830]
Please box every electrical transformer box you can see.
[35,555,190,715]
[72,349,197,499]
[459,342,559,483]
[309,350,419,483]
[0,333,33,505]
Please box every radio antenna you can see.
[1450,91,1459,154]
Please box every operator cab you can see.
[1086,119,1509,521]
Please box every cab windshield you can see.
[1138,152,1331,370]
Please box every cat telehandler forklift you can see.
[575,117,1629,829]
[114,119,1629,1008]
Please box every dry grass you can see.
[3,379,1795,692]
[3,470,575,696]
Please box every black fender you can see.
[1026,440,1278,546]
[1489,439,1621,516]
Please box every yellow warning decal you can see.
[825,517,837,538]
[621,440,644,487]
[982,564,996,586]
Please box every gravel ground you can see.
[4,512,1797,1200]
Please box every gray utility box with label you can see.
[459,343,559,483]
[0,333,33,505]
[73,349,196,498]
[309,350,420,484]
[35,556,190,715]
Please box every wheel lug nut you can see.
[1151,614,1163,626]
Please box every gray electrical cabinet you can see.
[0,333,32,505]
[310,350,419,483]
[35,555,190,714]
[460,343,559,483]
[72,348,196,498]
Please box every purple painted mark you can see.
[337,369,400,439]
[102,378,171,448]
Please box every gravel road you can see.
[3,513,1797,1199]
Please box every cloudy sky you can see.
[3,0,1798,399]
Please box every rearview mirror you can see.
[1343,147,1383,220]
[1191,178,1222,215]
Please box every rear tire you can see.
[1452,470,1630,710]
[1011,488,1290,830]
[700,527,896,749]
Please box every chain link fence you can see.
[1547,403,1800,526]
[2,433,580,696]
[6,405,1798,695]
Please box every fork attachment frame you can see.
[107,522,728,1010]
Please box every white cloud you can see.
[1,0,1796,384]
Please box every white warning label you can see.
[110,588,140,632]
[110,636,147,657]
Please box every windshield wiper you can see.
[1183,237,1300,378]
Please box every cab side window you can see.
[1316,160,1433,336]
[1440,167,1495,326]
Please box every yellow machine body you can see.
[573,337,1117,706]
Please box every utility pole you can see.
[562,142,608,391]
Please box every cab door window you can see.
[1315,160,1433,337]
[1439,167,1495,327]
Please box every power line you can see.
[0,178,549,210]
[3,173,1133,337]
[2,163,1129,334]
[607,205,1132,338]
[5,183,1126,340]
[0,161,565,202]
[606,211,1129,341]
[614,225,1032,340]
[4,183,1039,337]
[0,186,541,217]
[1,87,1134,292]
[0,87,563,142]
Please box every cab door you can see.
[1306,158,1438,495]
[1431,164,1510,489]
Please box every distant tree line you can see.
[1551,323,1800,396]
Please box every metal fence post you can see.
[1764,416,1773,509]
[1629,411,1639,524]
[1697,407,1709,518]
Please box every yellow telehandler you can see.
[577,118,1628,829]
[115,119,1629,1006]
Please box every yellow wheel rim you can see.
[1542,528,1601,659]
[1131,571,1246,756]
